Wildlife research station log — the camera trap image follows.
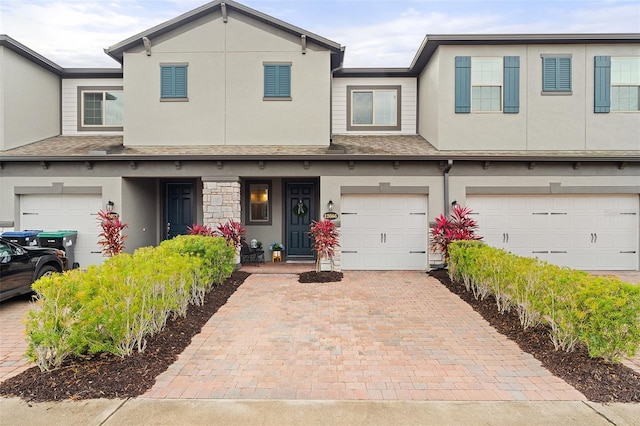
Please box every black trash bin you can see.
[37,231,79,268]
[1,230,42,247]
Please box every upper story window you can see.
[347,85,401,131]
[455,56,519,114]
[542,55,572,93]
[160,64,188,100]
[611,57,640,111]
[77,86,123,131]
[246,181,271,225]
[472,57,503,111]
[595,56,640,113]
[264,63,291,100]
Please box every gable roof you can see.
[0,34,122,78]
[105,0,345,69]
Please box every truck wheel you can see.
[36,265,57,280]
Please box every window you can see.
[611,57,640,111]
[542,56,572,93]
[347,86,401,131]
[160,64,188,100]
[247,182,271,225]
[472,57,503,111]
[455,56,519,113]
[264,64,291,99]
[594,56,640,113]
[77,86,123,131]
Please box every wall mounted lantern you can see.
[327,199,334,211]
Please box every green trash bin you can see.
[37,231,79,269]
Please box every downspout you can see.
[443,159,453,216]
[329,48,345,145]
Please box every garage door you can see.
[20,194,103,268]
[341,194,428,270]
[467,195,639,270]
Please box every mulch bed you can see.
[428,269,640,403]
[0,271,249,402]
[298,271,343,283]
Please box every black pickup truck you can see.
[0,237,68,302]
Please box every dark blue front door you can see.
[166,183,194,239]
[285,182,316,257]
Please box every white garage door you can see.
[341,194,428,270]
[20,194,103,268]
[468,195,639,271]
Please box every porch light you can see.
[106,200,115,212]
[327,199,334,211]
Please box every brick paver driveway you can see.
[144,272,584,401]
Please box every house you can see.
[1,0,638,271]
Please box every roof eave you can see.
[409,33,640,75]
[2,154,638,163]
[0,34,64,75]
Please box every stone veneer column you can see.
[202,177,241,228]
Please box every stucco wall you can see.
[420,43,640,151]
[0,47,60,150]
[122,10,331,146]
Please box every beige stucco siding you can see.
[0,47,60,150]
[420,43,640,151]
[332,77,417,135]
[418,49,440,148]
[122,10,331,146]
[62,78,124,136]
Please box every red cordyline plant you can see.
[188,220,246,250]
[187,224,216,236]
[216,220,246,250]
[309,219,340,272]
[429,204,482,259]
[97,209,128,257]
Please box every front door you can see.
[166,183,194,239]
[285,182,316,258]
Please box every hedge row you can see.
[447,241,640,362]
[26,235,235,371]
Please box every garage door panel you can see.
[341,194,427,270]
[20,194,103,268]
[468,194,638,271]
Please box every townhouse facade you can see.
[1,0,638,271]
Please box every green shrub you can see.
[447,241,640,362]
[25,235,235,371]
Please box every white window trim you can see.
[471,57,503,113]
[77,86,124,132]
[611,56,640,112]
[346,85,401,131]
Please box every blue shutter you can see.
[278,65,291,97]
[161,65,187,98]
[161,66,174,98]
[174,66,187,98]
[543,57,571,92]
[594,56,611,113]
[557,57,571,91]
[455,56,471,113]
[542,57,557,91]
[264,65,277,97]
[503,56,520,113]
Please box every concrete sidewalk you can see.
[2,397,639,425]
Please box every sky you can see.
[1,0,639,68]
